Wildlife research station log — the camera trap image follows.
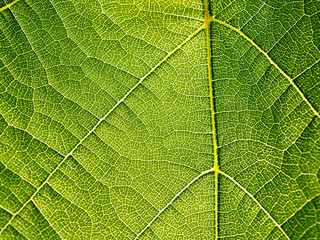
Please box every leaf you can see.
[0,0,319,239]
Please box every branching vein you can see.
[220,170,290,240]
[210,17,320,119]
[0,0,19,12]
[134,168,214,239]
[0,23,205,235]
[204,1,221,239]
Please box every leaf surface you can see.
[0,0,319,239]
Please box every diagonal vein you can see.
[0,23,205,235]
[32,200,63,240]
[134,167,214,239]
[220,170,290,240]
[0,0,19,12]
[210,17,320,119]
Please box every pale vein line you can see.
[32,200,63,240]
[281,194,320,226]
[91,132,202,173]
[45,182,94,240]
[0,24,205,235]
[7,225,28,239]
[219,170,290,240]
[4,122,65,157]
[210,17,320,119]
[298,222,318,239]
[0,206,14,215]
[218,138,284,152]
[292,58,320,81]
[0,0,19,12]
[108,188,138,236]
[134,167,214,239]
[83,133,202,174]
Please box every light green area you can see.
[0,0,319,239]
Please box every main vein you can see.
[210,17,320,119]
[204,1,220,239]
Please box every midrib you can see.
[204,1,220,239]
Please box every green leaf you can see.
[0,0,319,239]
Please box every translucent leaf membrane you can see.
[0,0,319,239]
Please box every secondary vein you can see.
[0,23,206,236]
[220,170,290,240]
[0,0,19,12]
[210,17,320,119]
[134,167,214,240]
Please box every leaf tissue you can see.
[0,0,319,239]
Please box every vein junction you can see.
[209,16,320,119]
[0,21,206,237]
[0,0,317,239]
[0,0,19,12]
[204,2,220,239]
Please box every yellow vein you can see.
[134,167,214,239]
[0,0,19,12]
[210,17,320,119]
[219,170,290,240]
[0,24,205,235]
[204,1,221,239]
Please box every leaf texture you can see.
[0,0,319,239]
